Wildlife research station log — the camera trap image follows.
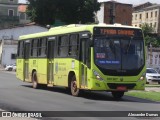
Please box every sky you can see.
[19,0,160,5]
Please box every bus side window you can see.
[38,38,47,57]
[69,34,79,57]
[58,35,69,57]
[17,41,24,58]
[31,39,38,57]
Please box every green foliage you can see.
[141,23,154,36]
[26,0,100,26]
[141,23,159,47]
[145,35,159,47]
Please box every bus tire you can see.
[32,71,39,89]
[70,75,80,96]
[112,91,124,99]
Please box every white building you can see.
[147,47,160,70]
[132,4,160,35]
[0,23,48,66]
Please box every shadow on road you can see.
[21,85,160,104]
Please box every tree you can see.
[141,23,154,36]
[141,23,159,47]
[26,0,100,26]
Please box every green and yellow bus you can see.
[16,24,146,99]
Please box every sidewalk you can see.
[145,87,160,92]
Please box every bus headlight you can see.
[93,70,103,81]
[138,73,146,81]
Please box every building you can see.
[147,47,160,71]
[133,2,153,11]
[0,23,48,66]
[0,0,19,29]
[18,4,31,24]
[132,3,160,35]
[97,0,132,25]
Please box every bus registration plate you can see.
[117,86,127,91]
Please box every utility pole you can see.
[109,1,115,24]
[150,43,152,66]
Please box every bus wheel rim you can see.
[33,80,37,88]
[71,81,78,93]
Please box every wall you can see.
[97,3,104,23]
[0,25,48,40]
[147,48,160,71]
[1,44,17,66]
[0,0,18,4]
[102,2,132,25]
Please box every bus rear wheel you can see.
[32,72,39,89]
[112,91,124,99]
[70,76,80,96]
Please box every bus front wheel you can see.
[112,91,124,99]
[70,76,80,96]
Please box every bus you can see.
[16,24,146,99]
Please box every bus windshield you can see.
[93,27,145,75]
[94,37,144,70]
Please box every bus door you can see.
[24,41,30,81]
[80,34,91,88]
[47,37,56,85]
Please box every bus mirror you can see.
[81,33,91,39]
[89,39,93,47]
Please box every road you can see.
[0,71,160,120]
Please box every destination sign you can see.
[94,27,143,37]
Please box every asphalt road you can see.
[0,71,160,120]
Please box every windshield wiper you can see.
[126,37,133,54]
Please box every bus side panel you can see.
[37,59,48,84]
[53,59,68,87]
[28,59,38,83]
[16,59,24,81]
[53,58,80,87]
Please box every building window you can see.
[139,24,141,27]
[139,14,142,19]
[8,9,14,16]
[9,0,14,2]
[150,23,152,27]
[11,54,17,59]
[151,12,153,17]
[155,11,157,17]
[146,12,148,18]
[135,14,137,20]
[154,22,157,27]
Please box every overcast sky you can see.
[19,0,160,5]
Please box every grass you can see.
[125,91,160,102]
[145,84,160,87]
